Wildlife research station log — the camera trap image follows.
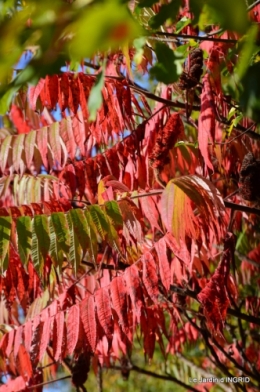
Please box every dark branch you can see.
[26,376,71,390]
[110,364,200,392]
[224,201,260,216]
[151,32,237,43]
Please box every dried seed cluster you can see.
[149,113,184,170]
[239,152,260,201]
[179,48,204,90]
[71,352,91,388]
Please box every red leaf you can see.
[46,75,59,110]
[29,315,43,367]
[23,320,32,353]
[60,117,77,158]
[110,276,128,332]
[142,253,159,303]
[140,308,157,361]
[0,333,8,357]
[0,376,26,392]
[66,304,80,355]
[155,239,171,291]
[5,328,15,358]
[74,160,86,199]
[78,74,89,118]
[198,73,215,171]
[123,264,143,324]
[139,194,161,232]
[59,73,70,112]
[48,122,62,169]
[94,288,113,339]
[30,203,43,215]
[206,48,222,95]
[72,111,87,156]
[16,344,33,381]
[37,126,49,170]
[10,105,30,134]
[53,311,65,362]
[80,295,97,352]
[39,315,51,361]
[29,78,45,110]
[69,76,80,114]
[13,326,23,359]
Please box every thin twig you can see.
[212,337,260,384]
[176,353,234,392]
[247,0,260,11]
[235,250,260,268]
[151,32,237,43]
[129,83,200,110]
[26,376,71,390]
[185,313,245,392]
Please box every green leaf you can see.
[236,25,258,80]
[88,64,105,122]
[240,63,260,122]
[0,87,19,115]
[89,205,110,241]
[195,0,249,34]
[17,216,32,267]
[189,0,205,25]
[84,210,98,265]
[150,42,183,84]
[149,1,182,29]
[49,218,64,273]
[31,220,43,278]
[51,212,70,255]
[67,212,82,274]
[0,135,12,174]
[68,0,142,60]
[0,216,11,272]
[104,201,123,229]
[34,215,50,259]
[175,17,192,33]
[68,209,91,256]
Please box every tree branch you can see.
[151,32,237,43]
[129,83,200,110]
[184,313,245,392]
[26,376,71,390]
[110,364,200,392]
[224,201,260,216]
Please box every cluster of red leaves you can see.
[0,198,72,218]
[0,228,223,381]
[29,72,138,133]
[197,233,237,337]
[167,320,198,355]
[0,237,180,389]
[0,248,41,311]
[58,124,147,201]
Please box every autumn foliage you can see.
[0,0,260,391]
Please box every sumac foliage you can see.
[0,1,260,391]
